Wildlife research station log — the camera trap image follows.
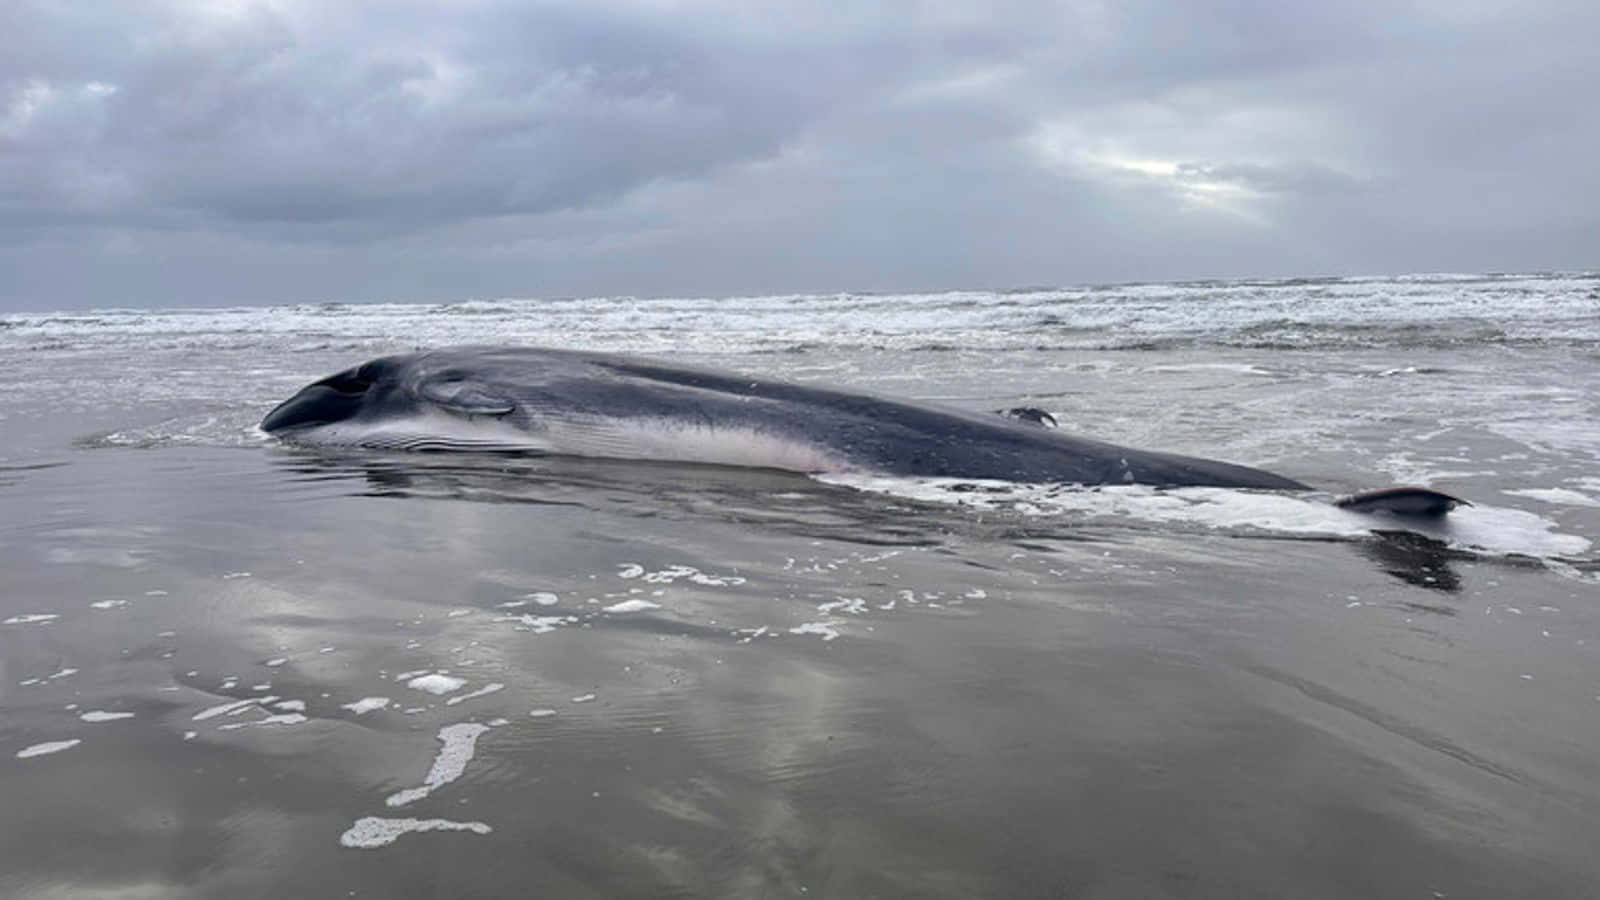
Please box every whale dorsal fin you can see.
[1335,486,1470,518]
[418,378,516,416]
[995,407,1058,428]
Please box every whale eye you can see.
[317,368,375,395]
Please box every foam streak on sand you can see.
[192,699,260,720]
[619,563,747,586]
[16,740,82,759]
[445,683,505,706]
[217,712,307,731]
[603,598,661,613]
[495,614,575,633]
[385,723,492,807]
[790,621,842,641]
[339,817,491,849]
[405,673,466,695]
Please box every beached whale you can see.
[261,346,1464,516]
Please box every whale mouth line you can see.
[274,428,543,454]
[279,411,854,474]
[356,436,538,452]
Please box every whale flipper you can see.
[1335,486,1469,518]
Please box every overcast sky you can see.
[3,0,1596,310]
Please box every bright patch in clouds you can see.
[1031,124,1266,219]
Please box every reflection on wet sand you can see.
[1361,530,1467,594]
[2,448,1596,898]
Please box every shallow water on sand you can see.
[4,443,1597,898]
[3,277,1600,898]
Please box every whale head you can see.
[259,347,857,466]
[261,352,538,451]
[261,356,407,435]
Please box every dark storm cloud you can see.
[2,1,1026,230]
[2,0,1596,309]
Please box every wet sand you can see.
[3,446,1597,898]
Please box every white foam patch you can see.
[1504,488,1600,508]
[16,739,82,759]
[602,598,661,613]
[339,816,492,849]
[342,697,391,715]
[1147,362,1274,376]
[89,599,128,610]
[1437,504,1591,558]
[218,712,307,731]
[825,476,1591,559]
[790,621,842,641]
[273,700,306,712]
[524,592,560,606]
[385,723,493,807]
[529,708,557,717]
[405,673,466,695]
[79,711,134,722]
[4,614,59,625]
[495,614,575,633]
[192,699,260,720]
[636,565,745,586]
[445,683,505,706]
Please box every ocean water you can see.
[1,273,1597,898]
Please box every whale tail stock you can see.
[1334,486,1470,518]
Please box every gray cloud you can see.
[2,0,1596,310]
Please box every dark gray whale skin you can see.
[261,346,1310,489]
